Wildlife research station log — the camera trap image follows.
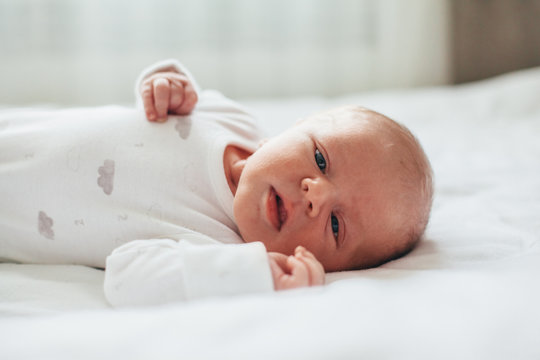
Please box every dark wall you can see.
[452,0,540,83]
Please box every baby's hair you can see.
[347,106,434,268]
[381,115,434,264]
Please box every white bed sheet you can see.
[1,67,540,359]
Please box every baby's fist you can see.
[268,246,325,291]
[140,72,198,122]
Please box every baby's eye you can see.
[331,214,339,241]
[315,148,327,173]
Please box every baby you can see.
[0,59,433,306]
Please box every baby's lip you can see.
[266,187,288,231]
[276,191,288,228]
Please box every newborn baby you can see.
[0,59,433,305]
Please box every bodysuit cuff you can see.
[182,241,274,300]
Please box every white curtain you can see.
[0,0,450,105]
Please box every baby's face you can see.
[233,109,402,271]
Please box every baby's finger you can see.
[296,253,325,286]
[153,78,170,122]
[285,255,309,288]
[300,247,317,261]
[140,80,157,121]
[175,82,198,115]
[294,247,325,285]
[295,246,318,264]
[168,81,184,112]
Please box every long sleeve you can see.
[134,58,265,141]
[104,239,274,307]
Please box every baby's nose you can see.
[301,177,330,218]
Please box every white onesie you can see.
[0,60,274,305]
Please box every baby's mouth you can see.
[267,187,288,231]
[276,194,288,228]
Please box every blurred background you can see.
[0,0,539,105]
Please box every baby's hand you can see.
[268,246,325,291]
[140,72,198,122]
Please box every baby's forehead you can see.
[307,107,382,134]
[315,118,384,152]
[299,106,407,169]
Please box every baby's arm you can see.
[104,240,324,306]
[268,246,325,290]
[135,59,200,122]
[104,239,274,307]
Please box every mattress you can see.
[1,67,540,359]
